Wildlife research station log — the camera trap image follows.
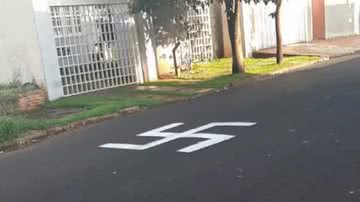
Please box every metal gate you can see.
[50,4,141,96]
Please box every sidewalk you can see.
[254,35,360,59]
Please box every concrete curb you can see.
[0,106,141,152]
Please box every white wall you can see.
[135,15,158,81]
[0,0,45,85]
[32,0,64,100]
[325,0,359,38]
[242,0,313,57]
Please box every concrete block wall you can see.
[0,0,45,85]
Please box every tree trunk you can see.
[226,0,245,74]
[275,0,284,64]
[172,42,181,76]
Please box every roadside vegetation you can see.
[0,56,320,145]
[0,96,161,144]
[0,83,39,116]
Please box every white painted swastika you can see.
[100,122,256,153]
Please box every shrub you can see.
[0,81,40,115]
[0,116,20,143]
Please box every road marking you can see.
[99,122,256,153]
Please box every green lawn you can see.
[146,56,320,88]
[245,56,320,74]
[0,96,161,144]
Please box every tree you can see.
[129,0,285,76]
[274,0,284,64]
[189,0,246,74]
[202,0,282,74]
[130,0,247,75]
[129,0,204,76]
[223,0,246,74]
[221,0,285,66]
[255,0,284,64]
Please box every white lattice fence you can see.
[50,4,141,96]
[176,3,214,68]
[187,5,214,62]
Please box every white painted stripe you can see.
[137,123,184,137]
[178,134,235,153]
[99,143,146,150]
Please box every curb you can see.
[0,106,141,152]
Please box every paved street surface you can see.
[1,56,360,202]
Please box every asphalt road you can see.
[1,56,360,202]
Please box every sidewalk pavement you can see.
[254,35,360,59]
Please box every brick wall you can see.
[17,89,47,112]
